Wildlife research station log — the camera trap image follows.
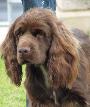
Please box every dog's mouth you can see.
[17,52,46,65]
[22,60,30,64]
[18,58,30,65]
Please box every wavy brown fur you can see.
[1,22,22,86]
[1,8,90,107]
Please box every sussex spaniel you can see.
[1,8,90,107]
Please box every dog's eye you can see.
[15,27,23,37]
[32,29,45,37]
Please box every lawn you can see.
[0,57,26,107]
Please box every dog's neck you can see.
[31,64,59,105]
[34,64,51,89]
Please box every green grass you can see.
[0,57,26,107]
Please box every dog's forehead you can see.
[14,8,56,33]
[15,13,48,29]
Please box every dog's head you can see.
[1,8,79,88]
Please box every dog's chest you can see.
[29,65,53,103]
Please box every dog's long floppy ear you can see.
[1,21,22,86]
[47,20,80,89]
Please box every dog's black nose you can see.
[18,47,30,54]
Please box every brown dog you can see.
[1,8,90,107]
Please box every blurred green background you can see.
[0,58,26,107]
